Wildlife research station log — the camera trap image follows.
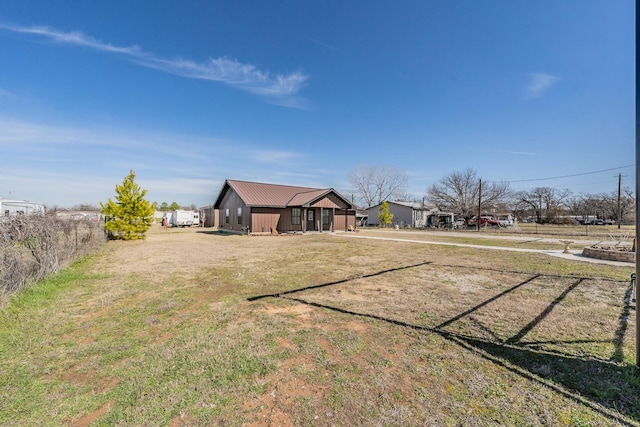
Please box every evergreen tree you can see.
[169,202,180,211]
[377,201,393,227]
[100,170,156,240]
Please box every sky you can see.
[0,1,634,208]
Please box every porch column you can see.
[319,207,322,233]
[332,207,335,232]
[303,208,307,233]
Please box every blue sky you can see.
[0,1,634,208]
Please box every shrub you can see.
[0,214,105,304]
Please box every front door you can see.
[307,209,315,231]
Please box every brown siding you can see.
[251,208,280,233]
[310,193,347,209]
[313,208,356,232]
[218,188,248,232]
[251,207,305,233]
[334,209,356,231]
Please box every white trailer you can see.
[0,199,45,216]
[170,210,195,227]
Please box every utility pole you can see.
[635,0,639,368]
[617,173,622,230]
[539,194,542,223]
[477,179,482,231]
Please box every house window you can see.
[322,209,329,225]
[415,211,423,220]
[292,208,301,225]
[225,208,229,224]
[237,207,242,224]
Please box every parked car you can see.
[454,218,466,228]
[469,216,503,227]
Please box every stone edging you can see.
[582,246,635,263]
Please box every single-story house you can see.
[366,201,454,228]
[213,179,357,234]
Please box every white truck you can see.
[170,210,196,227]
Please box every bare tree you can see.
[567,188,635,225]
[517,187,571,223]
[348,164,408,208]
[617,187,635,224]
[426,168,511,221]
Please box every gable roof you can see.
[287,189,333,206]
[213,179,354,209]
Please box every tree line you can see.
[155,201,198,212]
[348,165,635,225]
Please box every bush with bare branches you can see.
[0,214,106,303]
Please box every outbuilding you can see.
[366,201,454,228]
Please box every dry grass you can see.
[0,225,637,426]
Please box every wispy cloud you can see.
[307,37,343,53]
[276,171,318,179]
[525,72,560,99]
[0,23,308,107]
[250,149,300,163]
[0,24,141,54]
[0,117,227,165]
[0,115,313,206]
[504,150,536,156]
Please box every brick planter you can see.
[582,246,635,263]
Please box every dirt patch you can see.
[68,401,114,427]
[262,303,318,330]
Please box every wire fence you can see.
[0,214,106,305]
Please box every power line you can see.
[507,164,634,183]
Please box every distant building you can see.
[366,201,454,228]
[55,210,102,221]
[0,199,45,216]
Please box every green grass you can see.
[0,229,637,426]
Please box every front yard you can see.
[0,227,637,426]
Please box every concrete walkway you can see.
[334,230,635,267]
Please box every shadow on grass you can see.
[196,230,239,237]
[247,261,432,301]
[249,263,640,425]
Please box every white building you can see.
[0,199,45,216]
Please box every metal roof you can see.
[213,179,354,209]
[287,189,331,207]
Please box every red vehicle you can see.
[468,216,503,227]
